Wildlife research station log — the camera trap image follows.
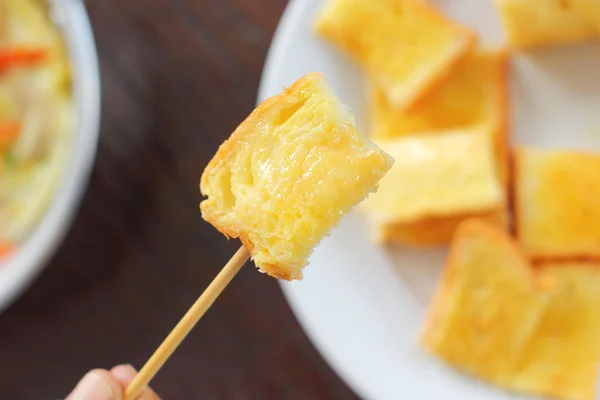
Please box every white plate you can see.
[0,0,100,313]
[258,1,600,399]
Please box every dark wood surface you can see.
[0,1,359,398]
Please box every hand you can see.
[66,364,160,400]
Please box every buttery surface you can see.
[314,0,475,110]
[369,50,507,140]
[421,220,549,386]
[511,264,600,400]
[361,129,503,225]
[201,73,393,280]
[423,221,600,400]
[493,0,600,48]
[515,148,600,260]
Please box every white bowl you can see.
[0,0,100,312]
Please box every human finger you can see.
[110,364,161,400]
[65,369,123,400]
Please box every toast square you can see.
[200,73,393,281]
[369,50,508,141]
[576,0,600,28]
[369,49,510,187]
[315,0,476,110]
[493,0,600,49]
[360,128,504,227]
[421,219,550,385]
[515,148,600,261]
[509,263,600,400]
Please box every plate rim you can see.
[256,0,600,399]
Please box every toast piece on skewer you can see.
[200,73,394,281]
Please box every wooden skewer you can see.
[124,245,251,400]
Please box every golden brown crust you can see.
[493,49,511,189]
[238,236,300,281]
[512,147,525,251]
[379,208,508,247]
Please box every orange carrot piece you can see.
[0,242,15,259]
[0,47,47,72]
[0,122,19,153]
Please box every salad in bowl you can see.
[0,0,99,310]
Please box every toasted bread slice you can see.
[360,128,504,227]
[315,0,476,110]
[369,49,510,187]
[575,0,600,28]
[515,148,600,261]
[365,50,509,247]
[421,219,550,385]
[200,73,393,281]
[493,0,600,49]
[509,263,600,400]
[375,209,508,247]
[369,50,508,140]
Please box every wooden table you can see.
[0,1,358,398]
